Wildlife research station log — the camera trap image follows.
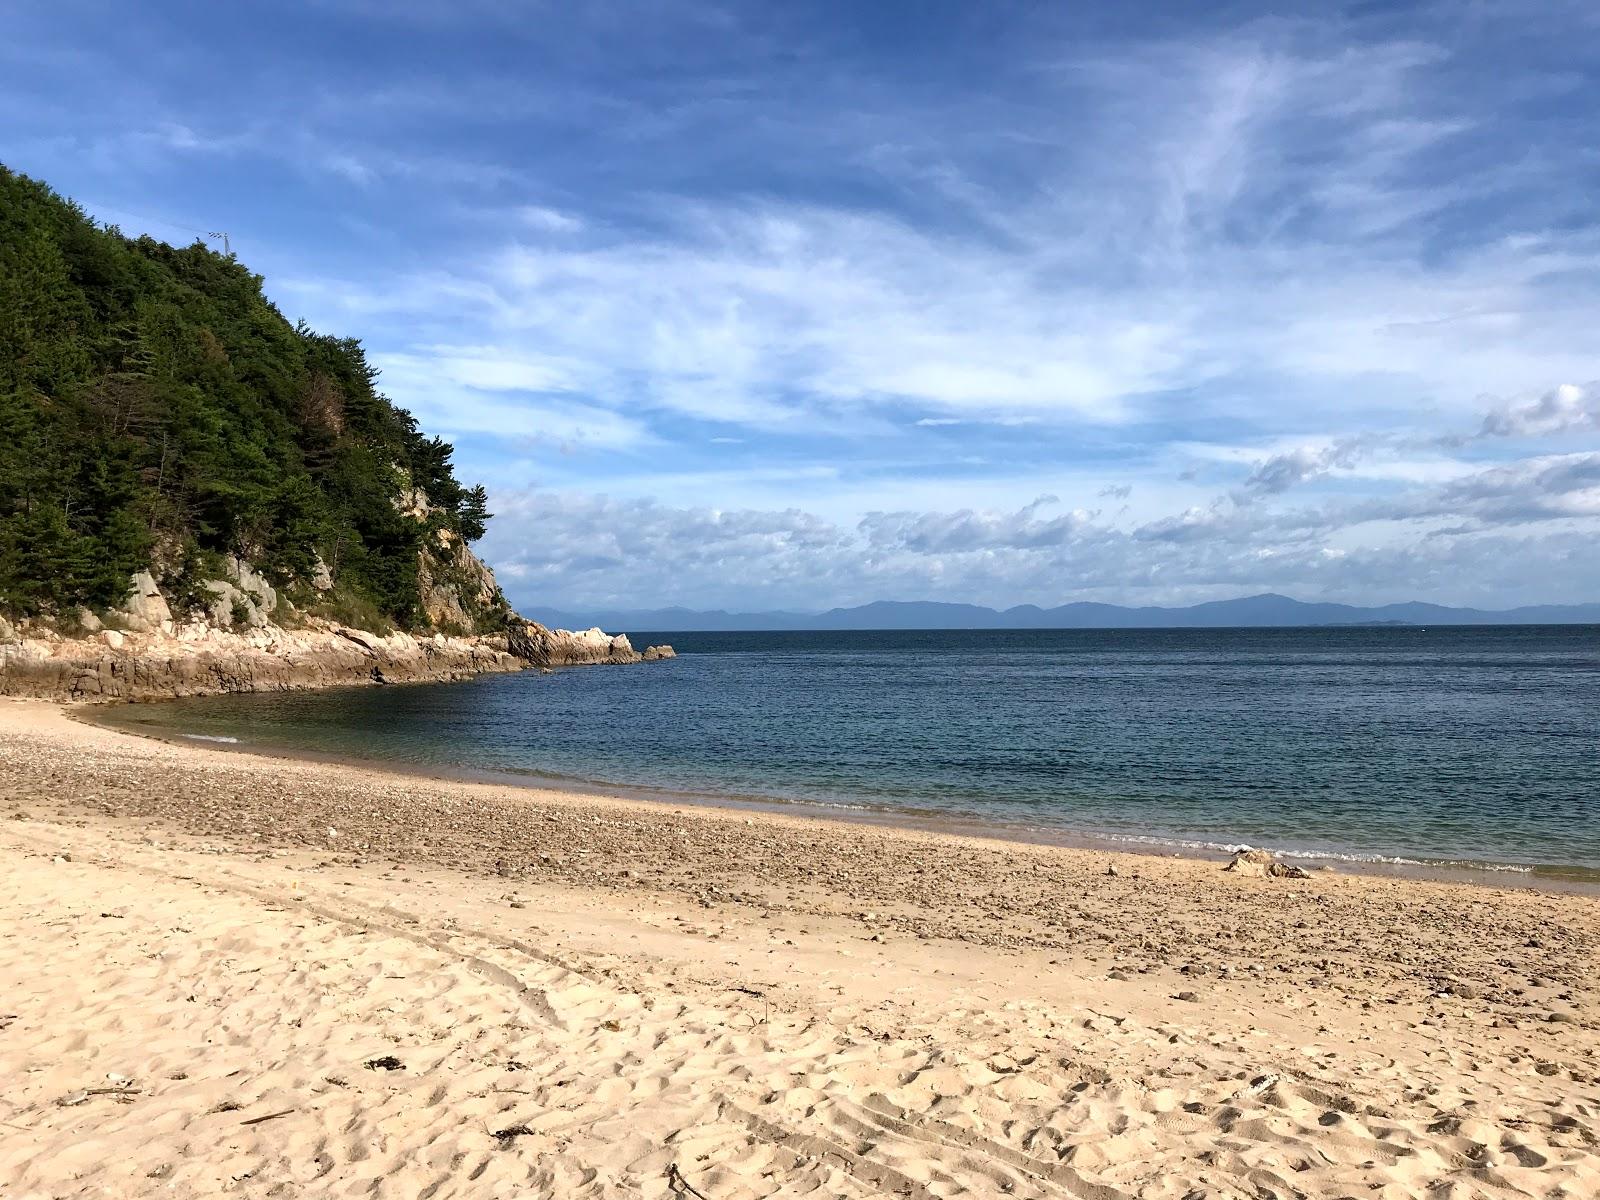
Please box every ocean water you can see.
[92,626,1600,881]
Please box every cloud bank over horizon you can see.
[6,2,1599,610]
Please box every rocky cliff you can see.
[0,557,674,702]
[0,616,672,703]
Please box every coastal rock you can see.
[393,486,430,522]
[0,612,660,702]
[335,627,386,653]
[642,644,676,661]
[504,620,644,667]
[75,608,103,633]
[389,482,511,633]
[1223,848,1312,880]
[310,554,334,591]
[1222,848,1275,876]
[0,622,531,702]
[110,571,174,635]
[202,581,267,629]
[418,533,503,631]
[229,558,278,615]
[3,562,656,702]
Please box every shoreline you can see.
[79,693,1600,896]
[3,697,1597,1198]
[0,617,672,703]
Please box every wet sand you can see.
[2,699,1596,1198]
[85,701,1600,894]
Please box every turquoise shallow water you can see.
[93,626,1600,881]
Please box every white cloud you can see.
[26,3,1600,609]
[1480,382,1600,438]
[376,346,581,394]
[482,463,1600,612]
[281,28,1600,453]
[516,205,584,233]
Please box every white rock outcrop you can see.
[110,571,174,635]
[310,555,334,591]
[2,566,674,702]
[201,557,279,629]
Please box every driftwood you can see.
[667,1162,711,1200]
[56,1085,141,1106]
[492,1123,535,1148]
[240,1109,296,1127]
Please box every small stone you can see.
[1105,865,1119,877]
[1176,990,1199,1002]
[1548,1012,1578,1024]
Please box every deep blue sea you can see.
[93,626,1600,881]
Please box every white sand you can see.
[0,700,1596,1198]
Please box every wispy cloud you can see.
[8,1,1600,608]
[1479,382,1600,439]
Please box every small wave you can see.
[180,733,240,744]
[1090,832,1536,874]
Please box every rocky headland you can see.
[0,565,673,703]
[0,617,673,703]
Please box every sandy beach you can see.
[0,699,1595,1199]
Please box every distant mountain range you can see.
[526,593,1600,633]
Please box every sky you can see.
[5,0,1600,613]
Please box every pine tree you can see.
[459,484,491,543]
[0,163,501,627]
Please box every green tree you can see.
[459,484,491,543]
[0,163,505,629]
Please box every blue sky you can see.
[6,1,1600,611]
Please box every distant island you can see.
[524,593,1600,632]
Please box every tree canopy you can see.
[0,164,495,629]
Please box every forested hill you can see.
[0,165,508,634]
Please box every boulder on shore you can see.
[503,620,649,667]
[1222,847,1312,880]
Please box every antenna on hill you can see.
[206,231,232,257]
